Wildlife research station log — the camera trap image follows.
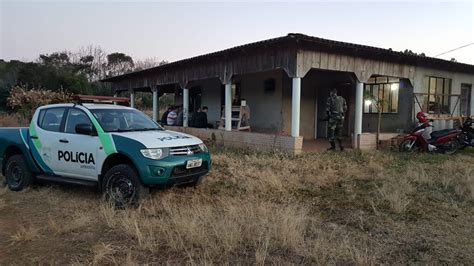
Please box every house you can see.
[101,33,474,154]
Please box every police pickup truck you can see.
[0,100,211,206]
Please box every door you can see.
[461,84,472,117]
[32,107,68,176]
[55,108,100,180]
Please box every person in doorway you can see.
[176,106,184,126]
[166,106,178,126]
[161,106,172,125]
[325,88,347,151]
[194,106,213,128]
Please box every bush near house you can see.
[0,147,473,264]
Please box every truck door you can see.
[55,108,100,180]
[31,107,68,176]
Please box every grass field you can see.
[0,147,473,264]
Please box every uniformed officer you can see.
[326,88,347,151]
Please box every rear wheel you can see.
[399,139,419,153]
[102,164,149,208]
[5,154,34,191]
[442,139,461,155]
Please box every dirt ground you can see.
[0,147,473,264]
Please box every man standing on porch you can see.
[326,88,347,151]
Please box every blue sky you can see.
[1,0,473,64]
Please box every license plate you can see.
[186,159,202,169]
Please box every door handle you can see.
[59,139,69,143]
[30,135,38,139]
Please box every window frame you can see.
[37,107,68,133]
[426,76,452,115]
[364,76,400,114]
[63,107,96,135]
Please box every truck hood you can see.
[111,130,202,148]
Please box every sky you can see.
[1,0,474,65]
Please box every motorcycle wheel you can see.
[443,139,461,155]
[399,139,419,153]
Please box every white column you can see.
[291,77,301,137]
[113,92,118,105]
[225,82,232,131]
[354,81,363,148]
[130,90,135,108]
[152,88,158,122]
[183,87,189,127]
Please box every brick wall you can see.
[358,133,403,150]
[165,126,304,155]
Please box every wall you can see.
[412,66,474,118]
[237,69,284,133]
[362,78,414,133]
[193,78,222,126]
[165,126,304,155]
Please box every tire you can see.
[399,139,419,153]
[443,139,461,155]
[5,154,34,191]
[102,164,149,208]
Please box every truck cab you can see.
[1,101,211,207]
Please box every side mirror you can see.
[75,123,97,136]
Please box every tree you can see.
[106,52,134,76]
[134,57,168,71]
[7,85,72,122]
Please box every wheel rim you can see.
[401,140,417,152]
[108,176,136,205]
[444,140,459,154]
[7,162,22,187]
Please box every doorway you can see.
[461,84,472,117]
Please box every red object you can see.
[400,122,460,153]
[416,111,428,124]
[72,95,129,103]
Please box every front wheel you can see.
[5,154,34,191]
[399,139,419,153]
[442,139,461,155]
[102,164,149,208]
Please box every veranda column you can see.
[183,87,189,127]
[291,77,301,137]
[225,82,232,131]
[354,81,363,148]
[152,88,159,122]
[113,92,118,105]
[130,90,135,108]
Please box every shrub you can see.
[7,85,72,122]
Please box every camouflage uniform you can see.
[326,94,347,148]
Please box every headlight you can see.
[198,143,208,152]
[140,148,168,160]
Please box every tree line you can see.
[0,45,168,110]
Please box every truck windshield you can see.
[90,108,164,132]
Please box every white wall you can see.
[413,66,474,117]
[238,69,284,133]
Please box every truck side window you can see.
[65,108,93,134]
[39,108,66,132]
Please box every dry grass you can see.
[0,113,24,127]
[10,224,40,242]
[0,147,473,264]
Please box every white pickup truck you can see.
[0,101,211,207]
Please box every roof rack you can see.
[72,95,130,104]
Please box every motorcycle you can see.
[399,113,461,154]
[458,117,474,149]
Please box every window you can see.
[426,77,451,114]
[65,108,92,134]
[364,76,399,113]
[91,108,163,132]
[38,108,66,132]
